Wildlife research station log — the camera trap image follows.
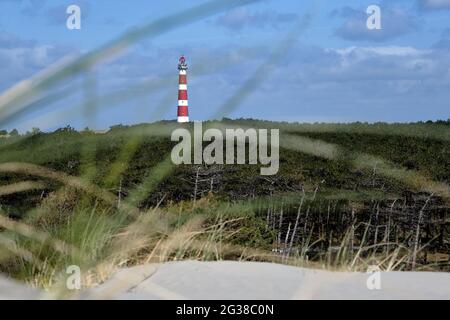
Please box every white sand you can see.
[88,261,450,300]
[2,261,449,299]
[0,276,39,300]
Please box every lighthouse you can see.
[177,55,189,123]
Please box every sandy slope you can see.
[87,261,450,300]
[0,276,39,300]
[2,261,449,299]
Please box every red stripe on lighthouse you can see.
[178,90,188,100]
[178,106,188,116]
[179,75,187,84]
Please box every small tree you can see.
[0,130,7,136]
[9,129,19,136]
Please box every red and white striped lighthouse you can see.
[177,55,189,123]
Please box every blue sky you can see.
[0,0,450,131]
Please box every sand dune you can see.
[2,261,449,300]
[87,261,450,300]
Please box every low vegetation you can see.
[0,119,448,295]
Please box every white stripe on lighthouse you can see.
[178,100,188,106]
[179,70,187,75]
[178,84,187,90]
[177,116,189,123]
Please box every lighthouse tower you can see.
[177,55,189,123]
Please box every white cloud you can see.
[333,46,427,57]
[0,31,72,92]
[419,0,450,10]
